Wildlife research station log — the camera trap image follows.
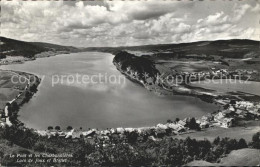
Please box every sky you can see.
[1,0,259,47]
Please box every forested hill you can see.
[84,39,260,59]
[0,36,80,58]
[1,36,259,60]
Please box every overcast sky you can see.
[1,0,259,47]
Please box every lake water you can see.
[0,52,216,130]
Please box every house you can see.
[110,128,116,134]
[5,117,12,126]
[72,130,83,139]
[146,77,154,85]
[100,130,110,136]
[65,129,74,138]
[214,112,225,121]
[57,131,66,137]
[178,120,187,127]
[82,129,96,137]
[116,127,125,134]
[221,118,234,128]
[216,118,234,128]
[199,121,209,129]
[125,128,135,133]
[155,128,166,138]
[236,109,247,116]
[201,114,213,121]
[157,123,168,129]
[168,123,183,130]
[148,136,158,141]
[228,106,235,112]
[0,122,5,128]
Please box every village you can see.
[30,98,260,146]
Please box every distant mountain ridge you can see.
[84,39,260,59]
[1,36,259,60]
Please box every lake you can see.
[0,52,216,130]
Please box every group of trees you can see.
[0,125,38,149]
[7,102,20,124]
[29,84,38,93]
[186,117,201,130]
[250,132,260,149]
[47,125,73,131]
[22,83,38,104]
[0,122,259,166]
[0,54,6,59]
[77,135,252,166]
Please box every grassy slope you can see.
[186,148,260,166]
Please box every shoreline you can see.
[0,52,259,142]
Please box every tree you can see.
[10,102,19,113]
[213,136,220,145]
[74,141,94,166]
[0,54,6,59]
[167,119,173,123]
[226,139,238,151]
[47,126,53,131]
[24,91,32,103]
[237,138,247,149]
[55,126,61,131]
[175,118,180,122]
[30,84,38,93]
[205,152,217,162]
[127,131,139,144]
[252,132,260,143]
[251,132,260,149]
[67,126,73,131]
[188,117,200,130]
[34,141,46,152]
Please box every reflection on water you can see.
[0,52,216,130]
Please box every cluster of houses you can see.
[234,69,258,75]
[233,101,260,118]
[36,121,188,142]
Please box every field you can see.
[156,60,226,73]
[0,70,28,110]
[186,148,260,166]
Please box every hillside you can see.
[1,37,259,60]
[0,36,80,59]
[85,39,260,59]
[186,148,260,166]
[31,42,80,53]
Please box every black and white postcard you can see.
[0,0,259,166]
